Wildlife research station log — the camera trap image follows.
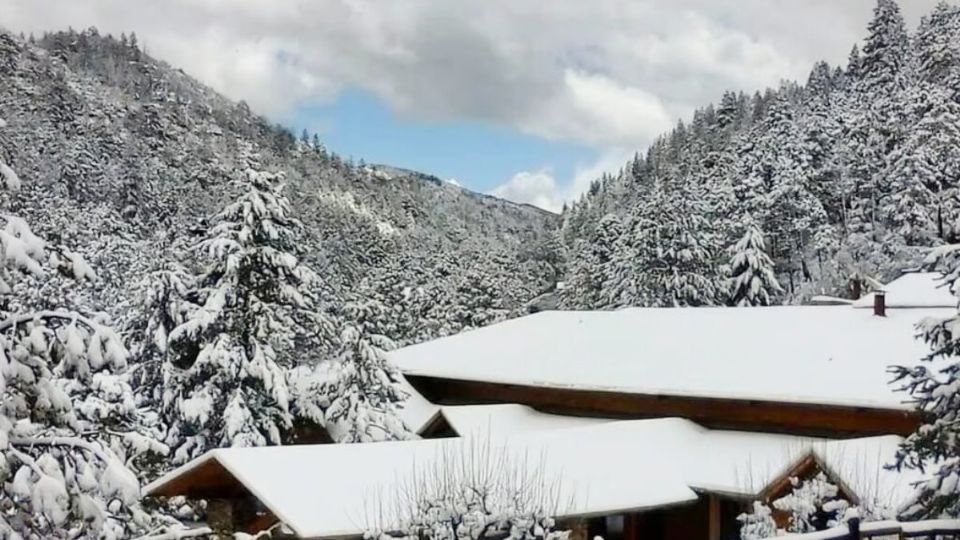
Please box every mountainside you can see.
[559,0,960,309]
[0,29,560,344]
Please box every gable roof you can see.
[146,418,702,539]
[853,272,956,309]
[391,305,949,411]
[146,416,922,539]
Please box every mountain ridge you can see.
[0,28,561,345]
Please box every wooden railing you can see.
[768,518,960,539]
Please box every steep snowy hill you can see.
[0,29,560,344]
[559,0,960,309]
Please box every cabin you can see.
[146,272,953,539]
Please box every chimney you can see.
[873,290,886,317]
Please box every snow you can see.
[1,162,20,191]
[395,383,607,437]
[814,436,924,514]
[438,403,609,437]
[808,296,853,306]
[146,420,701,538]
[391,305,951,410]
[396,375,439,434]
[64,250,97,281]
[771,519,960,539]
[146,417,920,539]
[852,272,956,308]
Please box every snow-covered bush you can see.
[737,501,777,540]
[367,440,569,540]
[738,472,857,539]
[772,473,851,533]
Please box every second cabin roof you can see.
[390,274,956,411]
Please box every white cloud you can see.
[0,0,947,151]
[489,169,563,213]
[489,148,634,212]
[520,70,674,147]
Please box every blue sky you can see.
[288,88,597,193]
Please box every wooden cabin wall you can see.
[582,495,747,540]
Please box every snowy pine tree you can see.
[162,167,332,464]
[563,214,622,309]
[728,216,782,306]
[291,300,409,443]
[891,244,960,518]
[121,262,195,405]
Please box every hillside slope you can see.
[0,29,560,344]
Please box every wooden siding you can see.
[404,375,921,437]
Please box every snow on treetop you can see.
[852,272,956,309]
[391,303,950,410]
[146,416,919,538]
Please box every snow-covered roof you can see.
[853,272,957,309]
[438,404,609,436]
[397,384,606,436]
[808,295,853,306]
[146,419,704,539]
[396,375,440,434]
[391,305,951,410]
[146,418,921,539]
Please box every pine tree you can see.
[450,265,508,331]
[891,245,960,518]
[162,167,332,464]
[859,0,910,232]
[630,181,724,307]
[291,300,409,443]
[892,87,960,241]
[860,0,909,96]
[728,217,782,306]
[563,214,623,309]
[914,2,960,86]
[121,261,195,405]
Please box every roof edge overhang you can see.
[145,452,309,538]
[404,375,920,438]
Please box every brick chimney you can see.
[873,290,886,317]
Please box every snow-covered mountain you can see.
[559,0,960,309]
[0,29,560,344]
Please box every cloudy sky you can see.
[0,1,948,211]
